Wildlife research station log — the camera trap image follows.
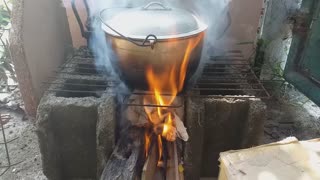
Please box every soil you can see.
[0,108,46,180]
[262,85,320,144]
[0,85,319,179]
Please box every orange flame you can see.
[157,135,162,162]
[162,113,173,136]
[143,33,204,159]
[144,131,151,158]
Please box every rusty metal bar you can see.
[58,67,107,71]
[191,88,266,91]
[195,82,261,86]
[198,77,258,80]
[186,94,270,99]
[46,76,111,82]
[201,72,253,75]
[60,62,96,66]
[0,114,23,176]
[53,71,106,76]
[249,68,271,98]
[209,59,248,61]
[47,89,105,93]
[43,82,113,87]
[124,103,182,108]
[206,62,250,65]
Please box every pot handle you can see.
[143,2,171,10]
[99,9,158,49]
[71,0,90,39]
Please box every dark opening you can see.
[55,79,108,98]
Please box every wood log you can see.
[100,128,143,180]
[166,142,180,180]
[142,144,158,180]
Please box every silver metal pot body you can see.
[100,2,207,90]
[107,33,205,89]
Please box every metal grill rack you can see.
[190,50,270,98]
[44,48,269,108]
[0,114,23,176]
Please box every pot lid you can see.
[100,2,207,40]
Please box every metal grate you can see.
[44,48,269,106]
[0,114,23,176]
[190,50,270,99]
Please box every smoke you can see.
[88,0,232,90]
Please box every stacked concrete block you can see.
[184,97,266,179]
[36,54,115,180]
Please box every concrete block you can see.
[36,56,116,180]
[184,97,266,178]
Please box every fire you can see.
[162,113,176,141]
[144,34,204,159]
[157,135,162,162]
[145,131,151,158]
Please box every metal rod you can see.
[131,91,183,96]
[47,89,104,93]
[60,62,96,66]
[210,59,248,61]
[43,82,113,87]
[0,137,18,145]
[195,82,262,86]
[249,68,271,98]
[46,77,110,82]
[124,103,182,108]
[201,72,253,75]
[208,62,250,66]
[203,67,250,71]
[186,94,270,99]
[191,88,266,91]
[54,71,106,76]
[198,77,258,80]
[59,67,106,72]
[0,115,11,167]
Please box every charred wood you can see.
[100,128,144,180]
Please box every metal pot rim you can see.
[102,23,207,40]
[100,5,208,40]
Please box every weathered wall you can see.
[10,0,72,116]
[23,0,72,98]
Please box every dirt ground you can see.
[262,84,320,144]
[0,87,319,179]
[0,108,46,180]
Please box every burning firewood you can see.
[153,112,189,142]
[173,112,189,142]
[126,94,189,142]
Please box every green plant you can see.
[0,0,15,91]
[253,39,266,77]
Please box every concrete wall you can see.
[222,0,264,59]
[23,0,72,97]
[10,0,72,116]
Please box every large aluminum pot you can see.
[100,2,207,90]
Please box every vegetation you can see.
[0,0,16,91]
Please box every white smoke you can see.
[88,0,231,89]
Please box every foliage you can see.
[0,0,15,91]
